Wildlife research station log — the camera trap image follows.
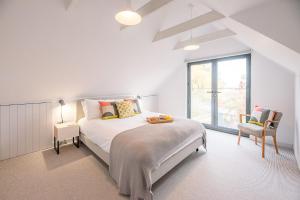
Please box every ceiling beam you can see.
[121,0,174,29]
[138,0,174,17]
[174,29,235,50]
[153,10,225,42]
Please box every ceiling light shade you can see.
[183,44,200,51]
[115,10,142,26]
[182,5,199,51]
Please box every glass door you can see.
[188,54,251,133]
[189,62,213,125]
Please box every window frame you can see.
[187,53,251,134]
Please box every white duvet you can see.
[78,111,159,153]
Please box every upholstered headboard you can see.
[75,95,139,122]
[76,100,85,122]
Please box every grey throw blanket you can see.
[109,119,206,200]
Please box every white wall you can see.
[158,51,295,148]
[251,52,295,147]
[295,76,300,168]
[158,65,187,117]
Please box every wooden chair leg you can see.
[255,136,258,145]
[262,134,265,159]
[272,135,279,154]
[237,130,241,145]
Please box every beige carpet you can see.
[0,130,299,200]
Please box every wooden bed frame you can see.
[76,97,206,184]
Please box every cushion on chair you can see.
[248,106,270,126]
[238,123,276,137]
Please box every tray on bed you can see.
[146,117,173,124]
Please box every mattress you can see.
[78,111,159,153]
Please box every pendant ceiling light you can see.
[184,44,200,51]
[115,0,142,26]
[184,4,199,51]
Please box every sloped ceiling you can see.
[199,0,300,74]
[198,0,273,16]
[0,0,298,104]
[231,0,300,54]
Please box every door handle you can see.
[206,91,222,94]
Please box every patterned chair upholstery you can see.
[237,112,283,158]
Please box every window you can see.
[187,54,251,133]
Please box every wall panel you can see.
[39,103,48,150]
[32,104,40,152]
[0,103,54,161]
[0,106,10,160]
[9,105,18,158]
[17,105,26,156]
[25,104,33,154]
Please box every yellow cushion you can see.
[116,101,135,118]
[248,120,264,126]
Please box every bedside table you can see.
[54,122,80,154]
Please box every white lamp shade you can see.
[115,10,142,26]
[183,44,200,51]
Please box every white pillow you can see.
[81,100,87,117]
[82,99,101,120]
[137,98,144,113]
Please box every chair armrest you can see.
[239,114,251,123]
[263,120,280,128]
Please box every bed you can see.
[76,97,206,200]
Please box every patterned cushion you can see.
[116,101,135,118]
[99,101,119,120]
[125,99,141,114]
[248,106,270,126]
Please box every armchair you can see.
[237,112,282,158]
